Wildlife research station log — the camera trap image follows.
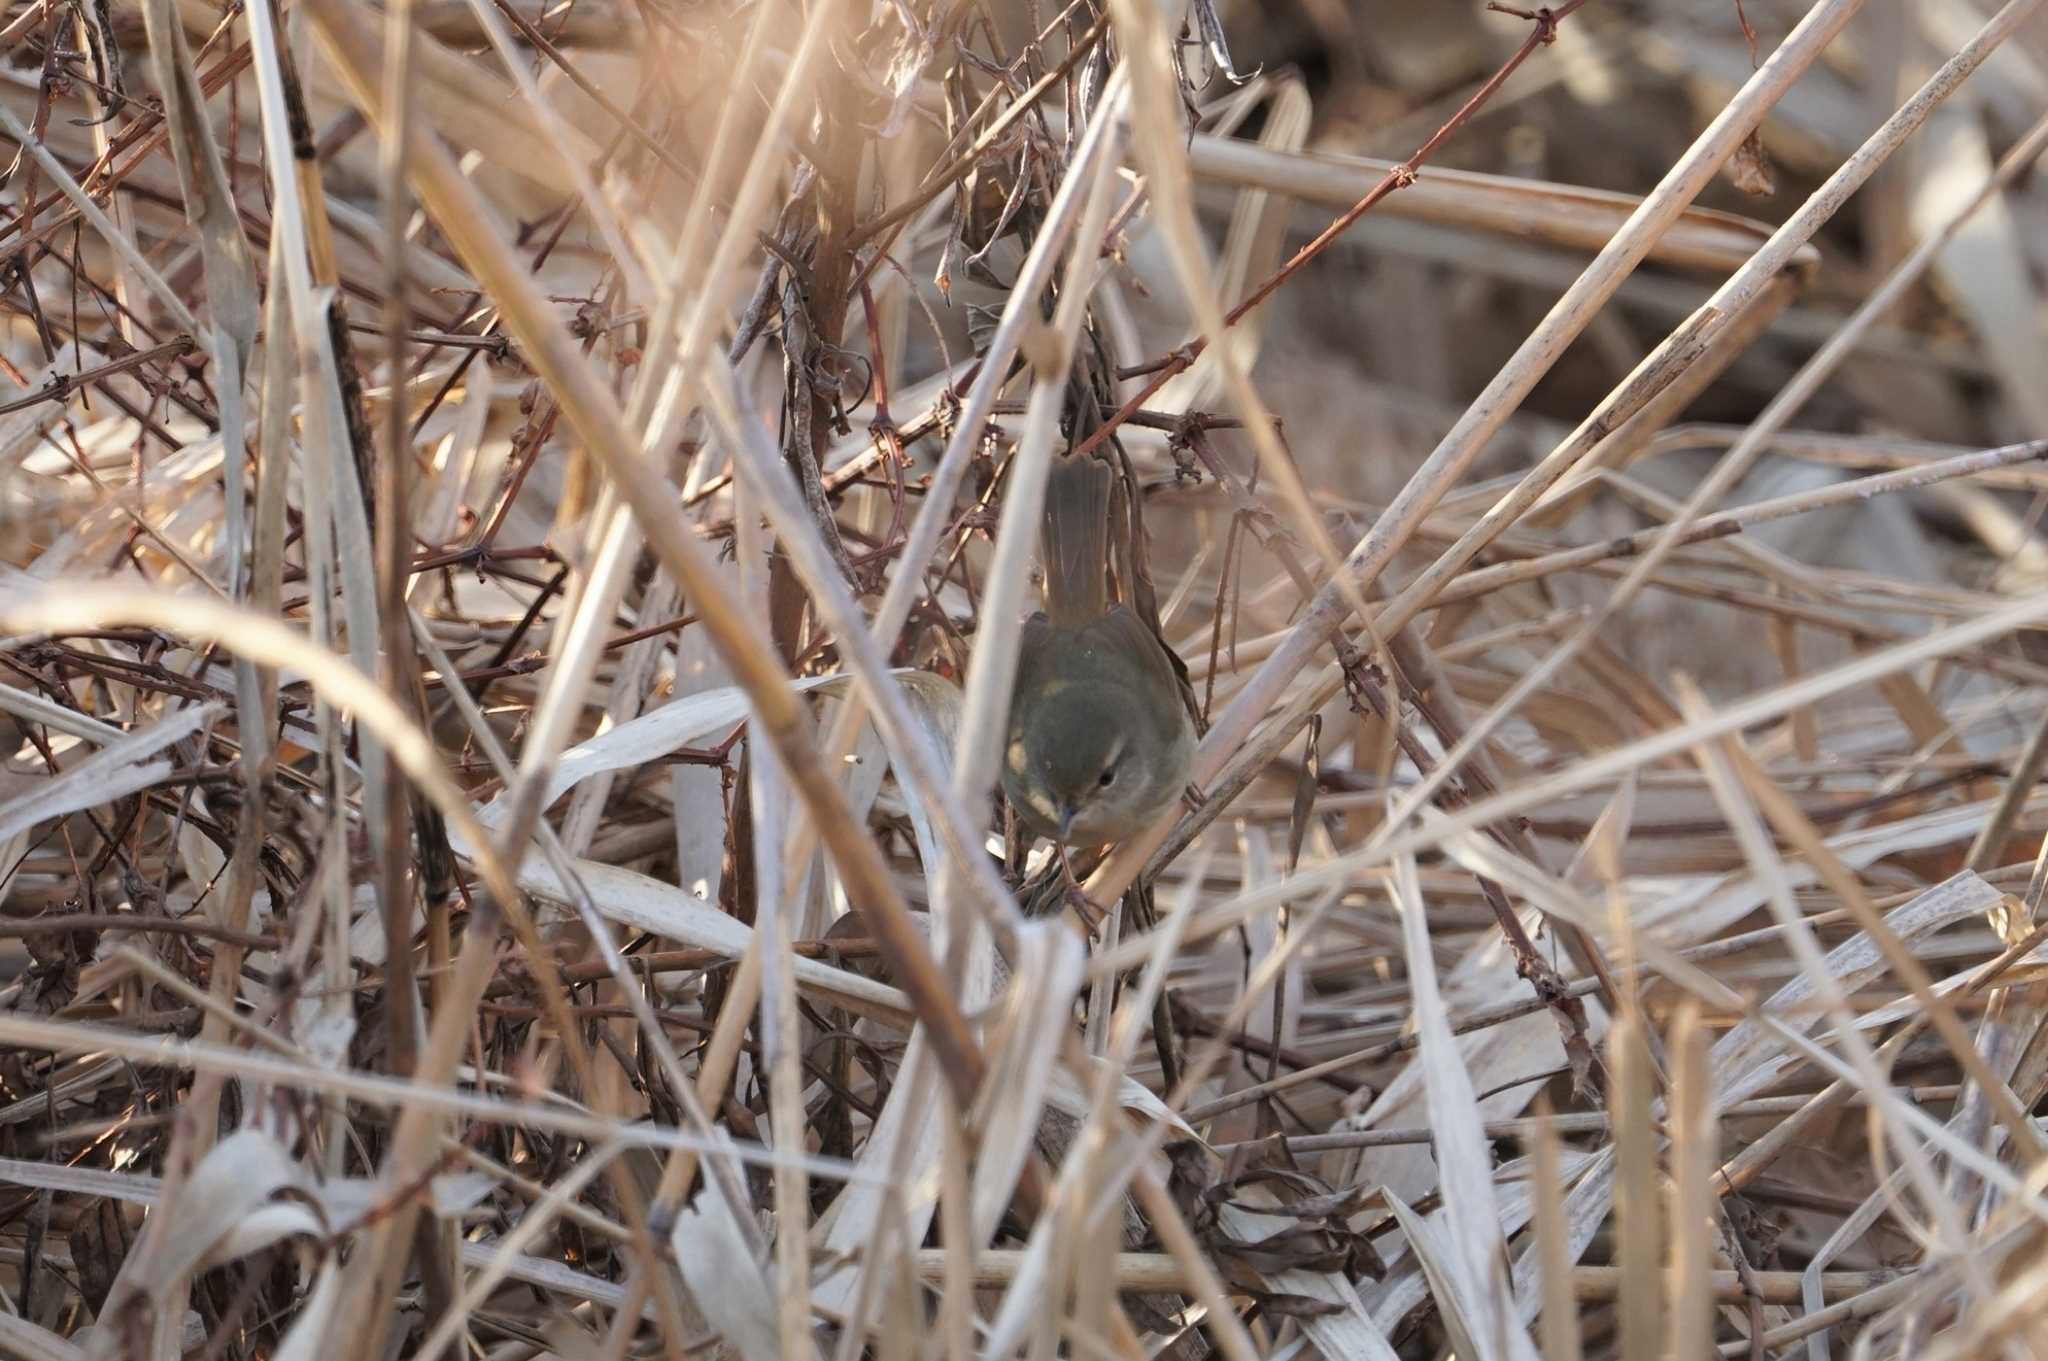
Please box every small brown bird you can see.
[1002,455,1195,848]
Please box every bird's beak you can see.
[1056,803,1075,843]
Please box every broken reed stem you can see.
[905,1250,1909,1305]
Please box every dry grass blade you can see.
[136,0,256,367]
[1608,1011,1662,1361]
[1664,1006,1714,1361]
[1185,134,1821,275]
[1530,1097,1585,1361]
[0,1314,88,1361]
[0,699,216,843]
[1391,851,1538,1361]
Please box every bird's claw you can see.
[1064,886,1105,939]
[1054,840,1103,939]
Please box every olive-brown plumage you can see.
[1003,456,1195,846]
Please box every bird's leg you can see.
[1055,841,1104,938]
[1183,782,1208,813]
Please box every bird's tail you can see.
[1041,454,1110,628]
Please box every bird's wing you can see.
[1092,606,1196,738]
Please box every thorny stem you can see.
[1075,0,1590,462]
[0,334,195,414]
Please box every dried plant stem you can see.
[1432,437,2048,607]
[298,0,995,1135]
[0,1009,867,1176]
[1377,0,2047,833]
[0,104,204,336]
[1088,0,1870,911]
[903,1250,1904,1305]
[1183,133,1815,276]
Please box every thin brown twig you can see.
[0,335,196,415]
[1075,0,1589,460]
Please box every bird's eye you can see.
[1098,766,1117,788]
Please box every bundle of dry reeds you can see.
[5,0,2048,1357]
